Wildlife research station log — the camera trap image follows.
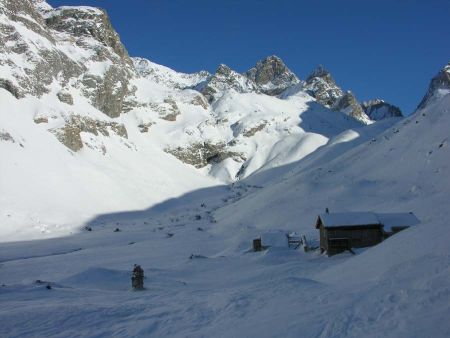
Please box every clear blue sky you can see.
[48,0,450,114]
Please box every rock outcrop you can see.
[303,66,343,107]
[196,64,258,103]
[51,115,128,152]
[332,91,371,124]
[245,55,299,95]
[304,66,371,124]
[165,142,244,168]
[0,0,136,118]
[133,57,209,89]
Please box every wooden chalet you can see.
[315,211,420,256]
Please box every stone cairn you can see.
[131,264,144,290]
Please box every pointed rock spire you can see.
[304,65,343,107]
[245,55,299,95]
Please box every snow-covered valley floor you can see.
[1,157,450,338]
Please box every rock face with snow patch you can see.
[0,0,136,118]
[362,99,402,120]
[0,0,84,97]
[133,57,209,89]
[165,142,244,169]
[303,66,343,107]
[332,91,371,124]
[417,62,450,111]
[304,66,371,124]
[196,64,258,103]
[51,115,128,152]
[245,55,299,95]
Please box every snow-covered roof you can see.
[376,213,421,232]
[317,212,380,228]
[316,212,420,230]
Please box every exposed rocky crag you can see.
[304,66,371,124]
[196,64,258,103]
[417,62,450,111]
[362,99,403,120]
[165,142,244,169]
[331,91,371,124]
[0,0,136,118]
[245,55,299,95]
[133,57,209,90]
[51,115,128,152]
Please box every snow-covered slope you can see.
[0,89,220,241]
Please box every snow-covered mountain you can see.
[0,0,437,239]
[1,1,450,337]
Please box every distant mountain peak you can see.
[361,99,403,120]
[303,66,343,107]
[306,65,331,80]
[416,62,450,111]
[216,64,233,77]
[196,64,257,102]
[245,55,299,95]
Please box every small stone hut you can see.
[315,212,420,256]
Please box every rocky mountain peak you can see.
[197,64,257,103]
[216,64,233,77]
[361,99,402,120]
[416,62,450,111]
[30,0,52,13]
[132,57,209,89]
[245,55,299,95]
[304,66,343,107]
[305,65,331,81]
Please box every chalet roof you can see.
[376,213,421,232]
[316,212,380,228]
[316,212,420,230]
